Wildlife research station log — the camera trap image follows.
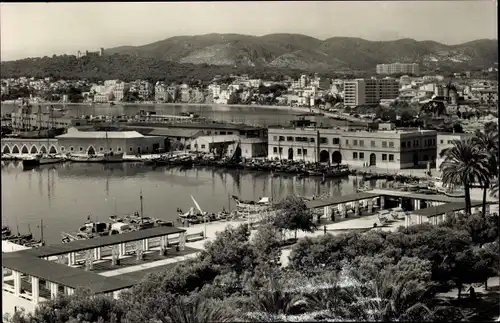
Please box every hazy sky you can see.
[1,1,497,61]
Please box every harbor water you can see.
[0,103,352,128]
[1,161,382,245]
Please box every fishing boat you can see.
[68,151,124,163]
[22,153,65,168]
[231,195,272,209]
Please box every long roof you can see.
[306,192,380,209]
[57,131,144,139]
[411,200,487,218]
[15,226,185,258]
[2,252,134,294]
[124,122,263,131]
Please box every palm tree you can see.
[165,294,237,323]
[440,138,490,214]
[490,178,499,198]
[472,129,499,216]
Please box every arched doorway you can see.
[369,153,376,166]
[332,151,342,164]
[88,146,96,155]
[21,145,29,154]
[30,146,38,154]
[12,145,19,154]
[319,150,330,163]
[413,152,419,166]
[49,146,57,154]
[40,146,47,153]
[137,147,142,154]
[2,146,10,154]
[288,148,293,160]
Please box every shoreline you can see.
[1,101,368,124]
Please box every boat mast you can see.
[140,189,144,224]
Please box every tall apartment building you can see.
[344,78,399,107]
[376,63,420,76]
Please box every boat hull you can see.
[68,153,124,163]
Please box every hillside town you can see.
[2,2,499,323]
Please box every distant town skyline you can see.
[1,1,497,61]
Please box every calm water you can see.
[1,103,350,127]
[1,162,377,245]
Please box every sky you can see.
[1,1,497,61]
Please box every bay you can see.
[1,162,379,245]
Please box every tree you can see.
[199,224,257,275]
[273,195,316,240]
[472,129,499,216]
[164,292,237,323]
[439,138,490,214]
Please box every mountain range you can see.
[105,33,498,70]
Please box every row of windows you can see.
[401,138,435,149]
[273,136,315,143]
[272,147,309,155]
[352,152,395,162]
[59,146,148,152]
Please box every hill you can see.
[104,33,498,70]
[0,54,309,83]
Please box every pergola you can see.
[2,226,187,305]
[306,192,381,218]
[408,200,490,226]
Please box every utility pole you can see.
[37,219,46,245]
[140,189,144,224]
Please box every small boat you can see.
[22,153,64,168]
[2,226,11,237]
[232,195,272,209]
[68,151,124,163]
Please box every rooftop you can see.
[15,226,185,258]
[125,122,263,132]
[195,134,241,144]
[411,200,488,218]
[56,128,144,139]
[306,192,380,209]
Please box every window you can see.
[424,139,427,146]
[320,137,328,144]
[382,154,387,161]
[345,139,349,145]
[118,147,122,152]
[407,141,411,148]
[415,140,419,147]
[371,141,376,147]
[389,154,394,161]
[201,144,206,149]
[279,147,283,154]
[353,140,358,146]
[389,142,394,148]
[227,132,233,135]
[287,136,294,142]
[297,149,302,155]
[273,147,277,153]
[100,147,104,151]
[310,138,315,143]
[359,140,364,147]
[448,140,453,144]
[333,138,340,145]
[109,148,113,151]
[440,140,444,144]
[353,152,358,159]
[79,147,83,151]
[60,147,65,151]
[279,136,285,141]
[303,149,308,155]
[382,141,387,148]
[273,136,278,141]
[220,131,226,135]
[129,147,133,151]
[401,142,406,148]
[359,152,365,159]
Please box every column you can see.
[93,248,101,260]
[31,276,39,304]
[13,271,21,297]
[143,239,149,252]
[380,196,385,210]
[323,206,329,218]
[113,290,121,299]
[341,204,347,218]
[166,235,169,248]
[354,201,360,216]
[485,204,490,216]
[368,199,373,214]
[50,282,58,299]
[67,287,74,296]
[405,214,409,228]
[179,232,186,251]
[119,243,125,257]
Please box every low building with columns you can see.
[2,226,191,315]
